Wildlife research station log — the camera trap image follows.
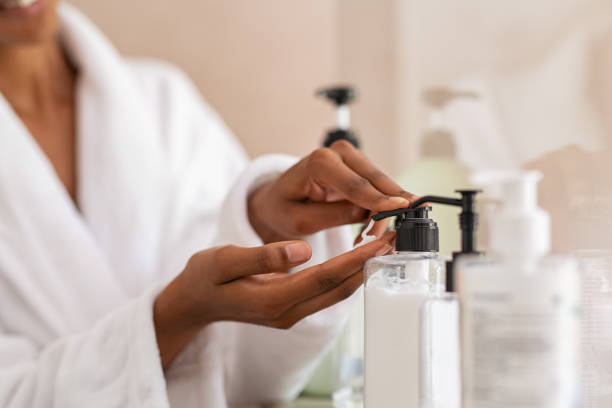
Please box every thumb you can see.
[215,241,312,283]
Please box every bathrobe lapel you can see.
[0,6,169,339]
[0,93,127,338]
[62,7,170,297]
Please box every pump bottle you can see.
[364,191,480,408]
[364,206,446,408]
[456,172,581,408]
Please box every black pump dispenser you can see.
[316,86,360,148]
[373,190,481,292]
[394,206,439,252]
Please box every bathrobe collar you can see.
[0,3,169,336]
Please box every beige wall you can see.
[68,0,339,160]
[67,0,409,176]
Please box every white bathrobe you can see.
[0,4,353,407]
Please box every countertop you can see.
[232,397,333,408]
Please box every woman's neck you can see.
[0,37,79,205]
[0,38,75,114]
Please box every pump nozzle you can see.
[316,85,360,148]
[316,86,357,106]
[500,171,541,212]
[480,171,550,257]
[374,190,480,254]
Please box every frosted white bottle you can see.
[457,171,581,408]
[364,251,445,407]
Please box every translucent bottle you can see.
[420,292,461,408]
[456,172,581,408]
[364,207,446,408]
[576,250,612,408]
[398,86,477,256]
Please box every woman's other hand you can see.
[248,140,416,243]
[154,231,395,369]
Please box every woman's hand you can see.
[248,140,416,244]
[153,232,395,369]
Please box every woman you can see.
[0,1,414,407]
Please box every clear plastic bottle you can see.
[576,250,612,408]
[456,172,581,408]
[363,207,446,408]
[421,292,461,408]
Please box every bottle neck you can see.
[396,250,439,256]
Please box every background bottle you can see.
[302,85,362,400]
[316,85,360,148]
[398,87,476,255]
[576,250,612,408]
[456,171,581,408]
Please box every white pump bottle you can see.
[456,171,581,408]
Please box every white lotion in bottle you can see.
[456,171,581,408]
[364,207,446,407]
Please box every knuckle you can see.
[345,207,364,223]
[337,282,358,301]
[330,139,354,152]
[284,319,298,329]
[258,301,282,320]
[185,250,209,278]
[401,190,418,200]
[213,245,236,267]
[292,216,312,236]
[255,248,274,272]
[373,194,394,211]
[346,176,371,195]
[368,169,388,182]
[287,208,313,236]
[309,147,336,167]
[317,273,340,292]
[259,291,287,320]
[270,320,294,330]
[186,251,202,268]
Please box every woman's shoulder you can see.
[120,57,230,134]
[122,57,202,105]
[119,57,247,163]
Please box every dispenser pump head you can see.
[395,206,439,252]
[316,86,357,106]
[373,190,481,254]
[373,190,481,292]
[316,85,360,148]
[489,171,550,257]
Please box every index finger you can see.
[298,148,410,213]
[213,241,312,283]
[278,231,395,304]
[329,140,417,203]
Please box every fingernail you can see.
[375,244,393,256]
[285,243,311,263]
[388,196,410,206]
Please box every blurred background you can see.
[68,0,612,252]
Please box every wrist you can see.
[248,181,285,244]
[153,274,208,368]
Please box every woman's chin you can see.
[0,0,57,45]
[0,0,49,18]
